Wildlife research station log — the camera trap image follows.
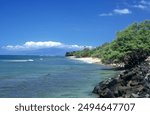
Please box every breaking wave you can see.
[0,59,34,62]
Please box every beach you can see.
[68,56,102,64]
[68,56,125,68]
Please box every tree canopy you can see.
[66,20,150,67]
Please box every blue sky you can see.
[0,0,150,54]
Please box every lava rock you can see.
[93,62,150,98]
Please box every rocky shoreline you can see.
[66,53,150,98]
[92,61,150,98]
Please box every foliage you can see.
[66,20,150,65]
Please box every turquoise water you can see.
[0,55,117,98]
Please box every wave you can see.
[0,59,34,62]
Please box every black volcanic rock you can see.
[93,62,150,98]
[123,49,149,69]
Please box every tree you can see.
[65,20,150,67]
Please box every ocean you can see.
[0,55,117,98]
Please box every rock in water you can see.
[93,62,150,98]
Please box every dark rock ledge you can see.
[92,62,150,98]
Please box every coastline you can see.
[93,61,150,98]
[67,56,150,68]
[67,56,124,68]
[67,56,150,98]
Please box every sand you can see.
[68,56,102,64]
[68,56,125,67]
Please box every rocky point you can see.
[93,61,150,98]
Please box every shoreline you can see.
[67,55,150,98]
[67,56,124,68]
[67,56,150,68]
[67,56,102,64]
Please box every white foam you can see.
[1,59,34,62]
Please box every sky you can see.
[0,0,150,55]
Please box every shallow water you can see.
[0,55,117,98]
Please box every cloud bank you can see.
[3,41,93,51]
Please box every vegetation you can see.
[66,20,150,66]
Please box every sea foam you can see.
[0,59,34,62]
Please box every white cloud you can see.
[99,8,131,17]
[99,13,113,17]
[133,4,147,9]
[99,0,150,17]
[3,41,93,51]
[113,8,132,14]
[132,0,150,10]
[24,41,62,49]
